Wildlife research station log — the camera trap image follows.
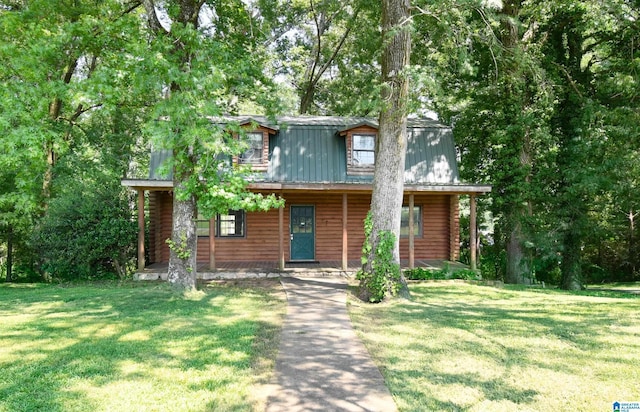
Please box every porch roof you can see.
[121,178,492,194]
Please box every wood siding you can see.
[148,191,173,264]
[150,190,457,264]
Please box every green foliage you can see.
[404,265,481,281]
[356,212,402,302]
[166,234,191,261]
[31,179,137,280]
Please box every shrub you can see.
[404,266,481,281]
[32,180,137,280]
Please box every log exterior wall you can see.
[150,190,458,264]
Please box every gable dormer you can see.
[339,120,378,176]
[233,118,278,172]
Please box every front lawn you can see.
[0,281,286,412]
[349,282,640,411]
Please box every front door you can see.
[290,205,315,261]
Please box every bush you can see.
[32,180,137,280]
[404,265,481,281]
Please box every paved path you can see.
[265,277,398,412]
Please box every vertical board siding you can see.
[153,191,456,263]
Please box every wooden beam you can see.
[408,194,415,269]
[470,194,477,271]
[137,189,145,271]
[342,193,348,270]
[209,217,216,270]
[449,195,460,261]
[279,205,285,270]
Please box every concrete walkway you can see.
[265,277,398,412]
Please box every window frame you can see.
[400,205,422,238]
[351,133,376,166]
[238,132,264,165]
[195,210,246,238]
[216,209,246,238]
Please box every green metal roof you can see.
[148,116,460,185]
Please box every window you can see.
[400,205,422,237]
[196,215,210,237]
[195,210,245,238]
[352,134,375,165]
[239,132,264,164]
[217,210,245,237]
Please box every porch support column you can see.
[278,204,285,271]
[137,189,145,271]
[209,217,216,270]
[342,193,348,271]
[449,195,460,261]
[470,193,477,271]
[408,194,415,269]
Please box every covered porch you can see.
[134,259,470,281]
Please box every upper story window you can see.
[352,134,376,165]
[239,132,264,165]
[340,123,378,175]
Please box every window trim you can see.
[352,133,376,166]
[238,132,265,165]
[216,209,246,238]
[400,205,422,238]
[196,210,246,238]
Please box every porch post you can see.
[209,217,216,270]
[449,195,460,261]
[470,193,477,271]
[408,194,415,269]
[137,189,145,271]
[278,204,285,271]
[342,193,348,271]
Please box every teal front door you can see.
[290,206,315,261]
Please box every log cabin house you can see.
[122,116,490,275]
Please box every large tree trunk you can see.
[499,0,534,284]
[144,0,203,289]
[167,175,198,289]
[360,0,411,301]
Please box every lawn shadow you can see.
[351,283,640,410]
[0,283,284,412]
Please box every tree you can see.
[357,0,411,302]
[141,0,283,289]
[0,0,146,280]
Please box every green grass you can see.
[0,281,286,412]
[349,282,640,412]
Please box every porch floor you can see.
[137,259,468,280]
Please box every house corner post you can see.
[342,193,348,271]
[470,194,477,271]
[137,189,145,271]
[408,194,415,269]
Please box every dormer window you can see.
[339,122,378,175]
[232,121,278,172]
[239,132,264,164]
[352,134,376,165]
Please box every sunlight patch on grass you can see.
[349,283,640,412]
[0,281,286,412]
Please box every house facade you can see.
[122,116,490,273]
